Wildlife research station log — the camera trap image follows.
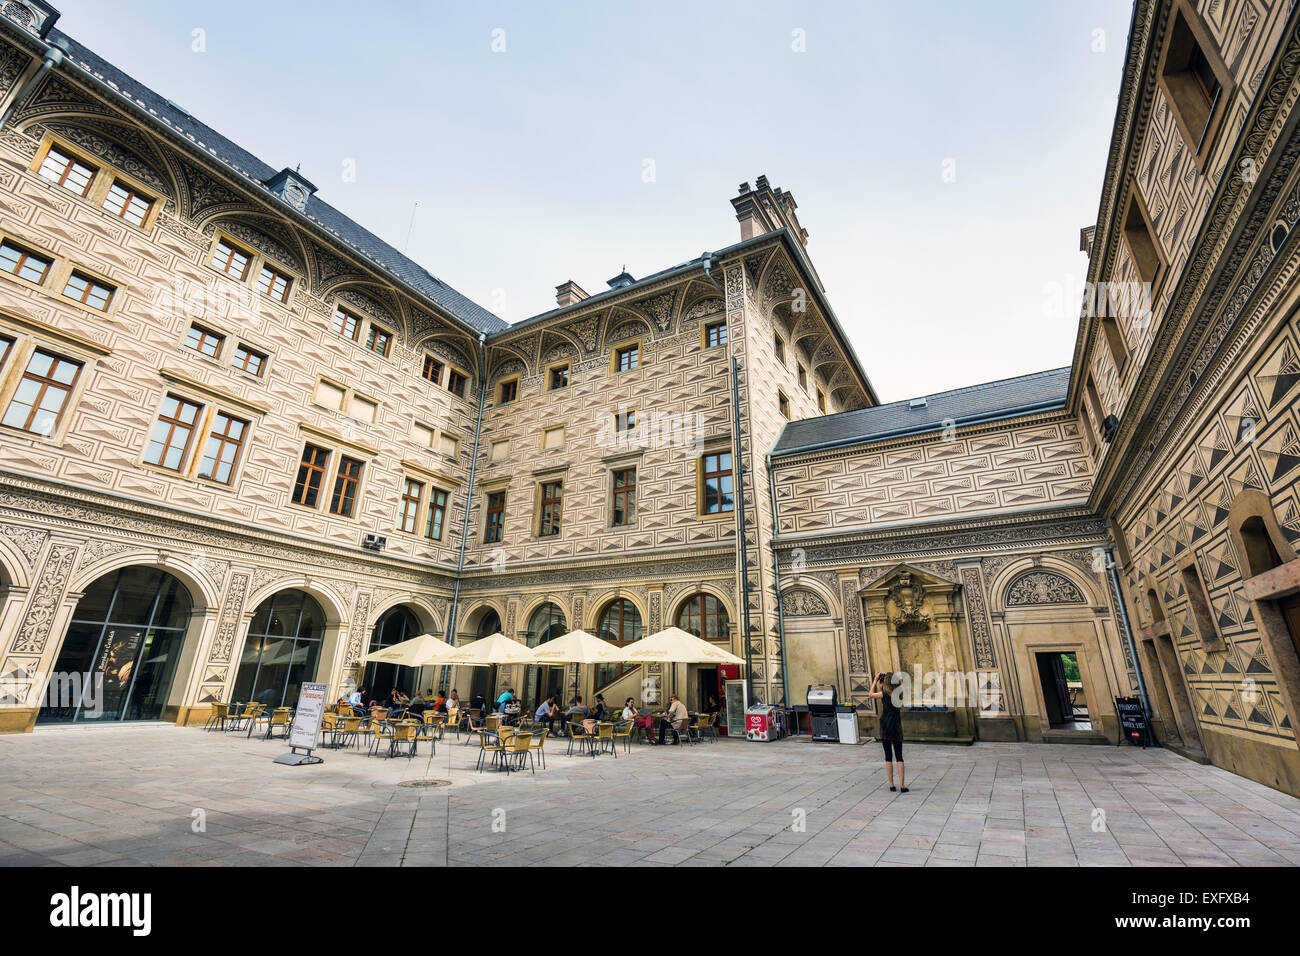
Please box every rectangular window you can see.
[256,265,292,303]
[144,394,203,471]
[399,478,424,534]
[364,325,392,358]
[422,355,443,384]
[1160,6,1227,155]
[538,480,563,537]
[425,487,448,540]
[542,425,565,449]
[615,343,639,372]
[485,491,506,543]
[498,379,518,404]
[102,181,152,226]
[702,452,734,515]
[211,238,252,281]
[332,307,361,341]
[1,349,83,436]
[1123,192,1164,293]
[615,409,636,432]
[231,343,267,377]
[412,421,436,449]
[0,335,12,370]
[63,272,114,311]
[447,369,468,398]
[774,334,785,365]
[798,366,808,391]
[778,391,791,419]
[705,320,727,348]
[197,412,247,484]
[185,323,224,358]
[0,240,53,284]
[1179,560,1224,650]
[329,455,363,517]
[612,467,636,527]
[38,147,96,196]
[817,388,827,413]
[548,364,569,390]
[291,444,330,508]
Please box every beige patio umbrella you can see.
[617,627,745,665]
[529,629,625,665]
[444,632,534,665]
[360,633,461,666]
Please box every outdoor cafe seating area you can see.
[199,626,741,776]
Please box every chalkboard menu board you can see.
[724,680,747,738]
[1114,696,1151,747]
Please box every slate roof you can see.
[46,29,509,335]
[771,367,1072,457]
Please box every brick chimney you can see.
[555,280,590,308]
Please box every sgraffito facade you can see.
[0,1,1298,797]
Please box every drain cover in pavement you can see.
[395,778,452,788]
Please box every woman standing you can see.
[869,671,908,793]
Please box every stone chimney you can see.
[555,280,590,308]
[732,174,810,253]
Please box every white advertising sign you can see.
[289,682,328,751]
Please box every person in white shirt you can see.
[621,697,637,721]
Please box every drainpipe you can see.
[731,356,755,704]
[444,332,487,660]
[1107,546,1155,741]
[0,42,64,129]
[766,454,789,708]
[700,251,723,294]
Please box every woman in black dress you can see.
[869,671,908,793]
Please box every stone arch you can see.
[458,599,507,639]
[989,557,1104,612]
[367,592,440,636]
[779,575,841,618]
[670,582,737,627]
[519,594,568,632]
[17,114,177,200]
[203,213,306,275]
[68,551,219,613]
[585,589,647,632]
[0,534,33,591]
[1227,489,1297,579]
[242,576,348,628]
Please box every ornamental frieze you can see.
[781,589,829,616]
[960,567,997,669]
[1004,570,1087,607]
[1,525,46,565]
[10,544,78,655]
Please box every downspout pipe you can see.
[766,454,789,708]
[1107,547,1155,742]
[445,332,487,653]
[0,42,64,129]
[731,356,755,704]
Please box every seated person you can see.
[621,697,638,721]
[565,696,589,734]
[652,694,690,745]
[535,696,559,737]
[590,694,609,721]
[502,695,522,726]
[407,691,427,718]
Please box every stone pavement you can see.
[0,723,1298,866]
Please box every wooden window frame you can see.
[231,342,268,377]
[774,333,786,366]
[36,144,97,197]
[424,486,449,541]
[547,363,570,390]
[210,236,254,282]
[0,347,84,438]
[497,377,519,404]
[817,388,827,413]
[184,323,225,359]
[698,450,735,517]
[797,365,808,393]
[256,263,293,303]
[447,367,469,399]
[676,592,730,642]
[614,408,636,433]
[30,136,162,232]
[778,390,791,420]
[101,179,155,228]
[611,339,641,373]
[611,466,637,528]
[703,320,727,348]
[0,238,54,285]
[332,306,362,342]
[536,479,564,537]
[595,598,643,689]
[143,393,203,473]
[422,355,443,385]
[484,490,507,544]
[196,411,248,485]
[398,477,425,534]
[328,455,364,518]
[364,324,394,358]
[291,443,332,510]
[61,270,115,312]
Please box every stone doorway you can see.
[1034,651,1090,730]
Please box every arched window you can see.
[596,598,642,688]
[476,608,502,638]
[233,590,325,708]
[676,593,729,642]
[364,605,421,699]
[526,602,566,647]
[40,566,193,724]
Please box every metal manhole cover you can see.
[395,778,452,788]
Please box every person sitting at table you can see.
[432,690,446,713]
[564,696,588,735]
[348,686,366,718]
[408,690,427,718]
[621,697,638,721]
[536,696,560,737]
[590,694,609,721]
[446,690,459,713]
[652,694,690,745]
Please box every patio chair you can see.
[462,710,486,745]
[475,730,505,773]
[485,714,502,732]
[526,728,548,770]
[390,721,417,759]
[697,713,719,742]
[566,721,594,757]
[253,707,293,740]
[595,722,616,757]
[414,719,438,756]
[204,702,229,732]
[507,732,534,773]
[367,720,394,757]
[611,719,634,754]
[226,702,262,734]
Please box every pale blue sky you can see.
[54,0,1134,400]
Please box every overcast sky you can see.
[54,0,1135,401]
